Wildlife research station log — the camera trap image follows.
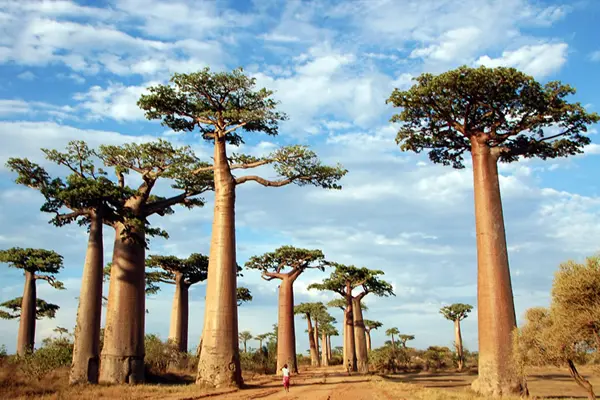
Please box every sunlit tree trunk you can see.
[568,359,596,400]
[342,311,347,370]
[70,211,104,384]
[365,329,372,352]
[353,298,368,373]
[327,335,332,360]
[169,272,189,352]
[345,298,357,372]
[455,319,464,372]
[470,139,525,396]
[17,270,36,356]
[306,317,319,366]
[99,222,146,384]
[313,318,320,366]
[196,135,242,388]
[277,278,297,374]
[321,330,329,366]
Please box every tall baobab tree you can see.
[309,264,394,373]
[398,334,415,348]
[388,65,599,396]
[323,324,339,361]
[246,246,327,374]
[328,298,367,369]
[294,302,326,367]
[364,320,382,352]
[386,327,399,348]
[440,303,473,371]
[0,248,64,355]
[6,142,128,384]
[97,140,213,384]
[239,331,253,353]
[315,311,336,367]
[138,67,347,388]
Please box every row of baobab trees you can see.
[1,63,599,398]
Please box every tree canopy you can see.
[386,327,399,337]
[364,319,383,331]
[0,297,59,320]
[327,298,368,311]
[0,247,64,288]
[236,287,253,306]
[398,334,415,346]
[440,303,473,322]
[146,253,210,287]
[245,246,327,281]
[138,68,347,190]
[387,65,600,168]
[294,302,327,319]
[308,263,394,300]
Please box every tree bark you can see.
[276,278,297,374]
[321,330,329,366]
[353,297,368,373]
[365,329,372,352]
[169,273,189,352]
[568,359,596,400]
[342,311,347,370]
[469,139,525,396]
[345,298,357,372]
[99,222,146,384]
[196,135,242,388]
[327,335,332,361]
[17,270,36,356]
[306,317,319,366]
[313,319,320,366]
[70,211,104,384]
[455,319,464,372]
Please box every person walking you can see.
[281,363,290,392]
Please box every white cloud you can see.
[17,71,35,81]
[476,43,569,77]
[0,99,76,120]
[590,51,600,62]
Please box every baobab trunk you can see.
[306,317,319,366]
[342,311,347,370]
[17,270,36,356]
[276,278,297,374]
[455,319,464,372]
[321,330,329,366]
[365,330,372,352]
[196,135,242,388]
[345,301,357,372]
[352,298,368,373]
[313,319,320,366]
[99,222,146,384]
[327,335,332,360]
[70,212,104,384]
[169,273,189,352]
[470,139,525,396]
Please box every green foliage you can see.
[237,287,253,306]
[398,334,415,347]
[294,302,327,319]
[146,253,209,287]
[144,334,181,374]
[0,247,63,277]
[440,303,473,322]
[103,262,161,296]
[13,332,74,380]
[0,344,7,360]
[245,245,328,281]
[327,298,368,311]
[385,327,400,337]
[0,297,59,320]
[387,65,600,168]
[308,263,395,299]
[423,346,453,370]
[364,319,383,332]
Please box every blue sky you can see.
[0,0,599,355]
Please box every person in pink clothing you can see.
[281,364,290,392]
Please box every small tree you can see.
[0,248,64,355]
[364,320,382,352]
[254,333,270,351]
[138,67,347,388]
[239,331,253,353]
[388,65,599,396]
[385,328,399,348]
[294,302,326,367]
[321,323,338,362]
[0,297,59,320]
[236,287,253,306]
[315,310,336,367]
[440,303,473,371]
[398,334,415,348]
[246,246,327,374]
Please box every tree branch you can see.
[229,159,272,170]
[221,122,248,138]
[235,175,302,187]
[143,190,200,216]
[192,165,215,174]
[262,271,284,281]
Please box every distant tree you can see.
[239,331,253,353]
[315,310,336,367]
[294,302,326,367]
[327,298,367,364]
[254,333,270,351]
[246,246,327,373]
[138,67,347,388]
[321,323,339,361]
[0,297,59,320]
[388,65,599,396]
[440,303,473,371]
[236,287,253,306]
[0,247,64,356]
[363,320,382,351]
[385,328,399,348]
[398,334,415,349]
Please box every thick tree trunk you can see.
[342,311,347,370]
[314,319,320,366]
[327,335,332,361]
[353,298,368,373]
[470,139,525,397]
[345,299,357,372]
[276,278,297,374]
[365,330,372,352]
[307,317,319,366]
[321,330,329,366]
[196,135,241,388]
[568,359,596,400]
[17,270,36,356]
[455,319,464,372]
[169,273,189,352]
[70,212,104,384]
[99,222,146,384]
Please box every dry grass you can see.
[1,363,597,399]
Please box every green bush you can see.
[13,335,73,380]
[0,344,6,360]
[144,334,181,374]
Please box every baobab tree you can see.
[0,298,59,321]
[255,333,270,351]
[385,328,399,348]
[236,287,253,306]
[440,303,473,371]
[364,320,382,351]
[239,331,253,353]
[0,247,64,356]
[6,142,129,384]
[97,140,213,384]
[246,246,327,373]
[398,334,415,348]
[294,302,326,367]
[310,264,394,373]
[328,298,367,368]
[315,310,336,367]
[138,67,347,388]
[387,65,599,396]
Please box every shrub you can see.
[144,334,181,374]
[0,344,6,360]
[14,335,73,380]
